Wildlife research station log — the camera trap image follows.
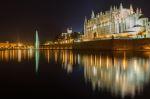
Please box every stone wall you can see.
[44,38,150,51]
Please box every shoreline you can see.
[41,38,150,51]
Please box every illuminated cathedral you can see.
[83,3,150,40]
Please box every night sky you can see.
[0,0,150,42]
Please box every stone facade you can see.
[83,3,150,40]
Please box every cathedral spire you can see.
[84,16,87,23]
[91,10,95,18]
[136,8,139,14]
[119,3,123,10]
[130,4,133,14]
[113,6,116,11]
[139,8,142,14]
[110,6,113,11]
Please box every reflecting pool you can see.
[0,50,150,98]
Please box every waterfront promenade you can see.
[41,38,150,51]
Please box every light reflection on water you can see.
[42,50,150,98]
[0,50,34,62]
[35,49,39,73]
[0,49,40,73]
[0,50,150,98]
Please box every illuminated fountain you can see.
[35,30,40,73]
[35,30,39,49]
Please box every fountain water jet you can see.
[35,30,40,73]
[35,30,39,49]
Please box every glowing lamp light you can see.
[18,43,22,47]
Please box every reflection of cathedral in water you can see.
[83,54,150,97]
[45,50,150,97]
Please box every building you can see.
[61,27,73,39]
[83,3,150,40]
[0,42,32,50]
[57,28,81,44]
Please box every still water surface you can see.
[0,50,150,98]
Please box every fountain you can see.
[35,30,39,49]
[35,30,40,73]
